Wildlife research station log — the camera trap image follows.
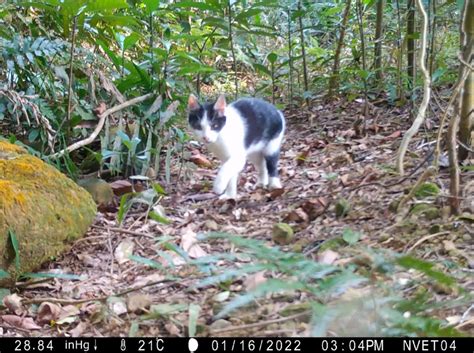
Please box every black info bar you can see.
[0,337,471,353]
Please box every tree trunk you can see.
[228,1,239,99]
[356,0,369,116]
[407,0,416,97]
[298,0,309,105]
[459,0,474,161]
[374,0,384,83]
[327,0,352,98]
[287,7,293,104]
[428,0,437,75]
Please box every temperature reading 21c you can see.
[138,339,165,351]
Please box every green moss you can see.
[0,142,97,286]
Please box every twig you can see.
[405,231,450,253]
[22,278,179,305]
[210,311,311,334]
[396,0,431,175]
[50,93,153,159]
[90,225,156,239]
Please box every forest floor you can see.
[1,98,473,337]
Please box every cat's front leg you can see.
[219,174,238,200]
[213,156,246,196]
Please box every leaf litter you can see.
[0,99,473,336]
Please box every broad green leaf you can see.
[0,270,10,279]
[267,52,277,63]
[414,182,440,199]
[86,0,128,12]
[143,0,160,15]
[89,14,138,27]
[342,228,361,245]
[253,63,271,77]
[290,9,305,20]
[152,183,167,195]
[173,1,220,11]
[149,210,171,225]
[235,8,263,21]
[123,32,141,51]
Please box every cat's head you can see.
[188,94,227,144]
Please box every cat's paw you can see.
[268,177,282,189]
[219,193,237,200]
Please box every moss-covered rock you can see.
[0,141,96,286]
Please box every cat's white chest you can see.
[207,138,232,161]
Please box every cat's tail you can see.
[278,110,286,136]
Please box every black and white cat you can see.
[188,94,285,199]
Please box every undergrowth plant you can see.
[133,231,469,337]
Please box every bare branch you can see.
[50,93,154,159]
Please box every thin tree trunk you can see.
[298,0,309,105]
[328,0,352,98]
[228,1,239,99]
[395,0,403,99]
[459,0,474,161]
[428,0,437,76]
[407,0,416,104]
[374,0,384,83]
[65,15,78,144]
[149,14,154,86]
[356,0,369,116]
[287,7,293,104]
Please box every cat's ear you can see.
[188,94,200,111]
[214,95,226,116]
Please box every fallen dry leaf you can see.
[284,208,309,223]
[114,240,135,264]
[383,130,401,141]
[269,188,285,199]
[37,302,62,324]
[59,305,80,320]
[1,315,41,330]
[69,322,87,337]
[165,322,181,335]
[127,294,152,313]
[181,227,207,259]
[443,240,457,252]
[133,273,166,287]
[244,271,267,292]
[301,198,328,220]
[190,154,212,168]
[93,102,107,116]
[317,250,340,265]
[3,293,24,315]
